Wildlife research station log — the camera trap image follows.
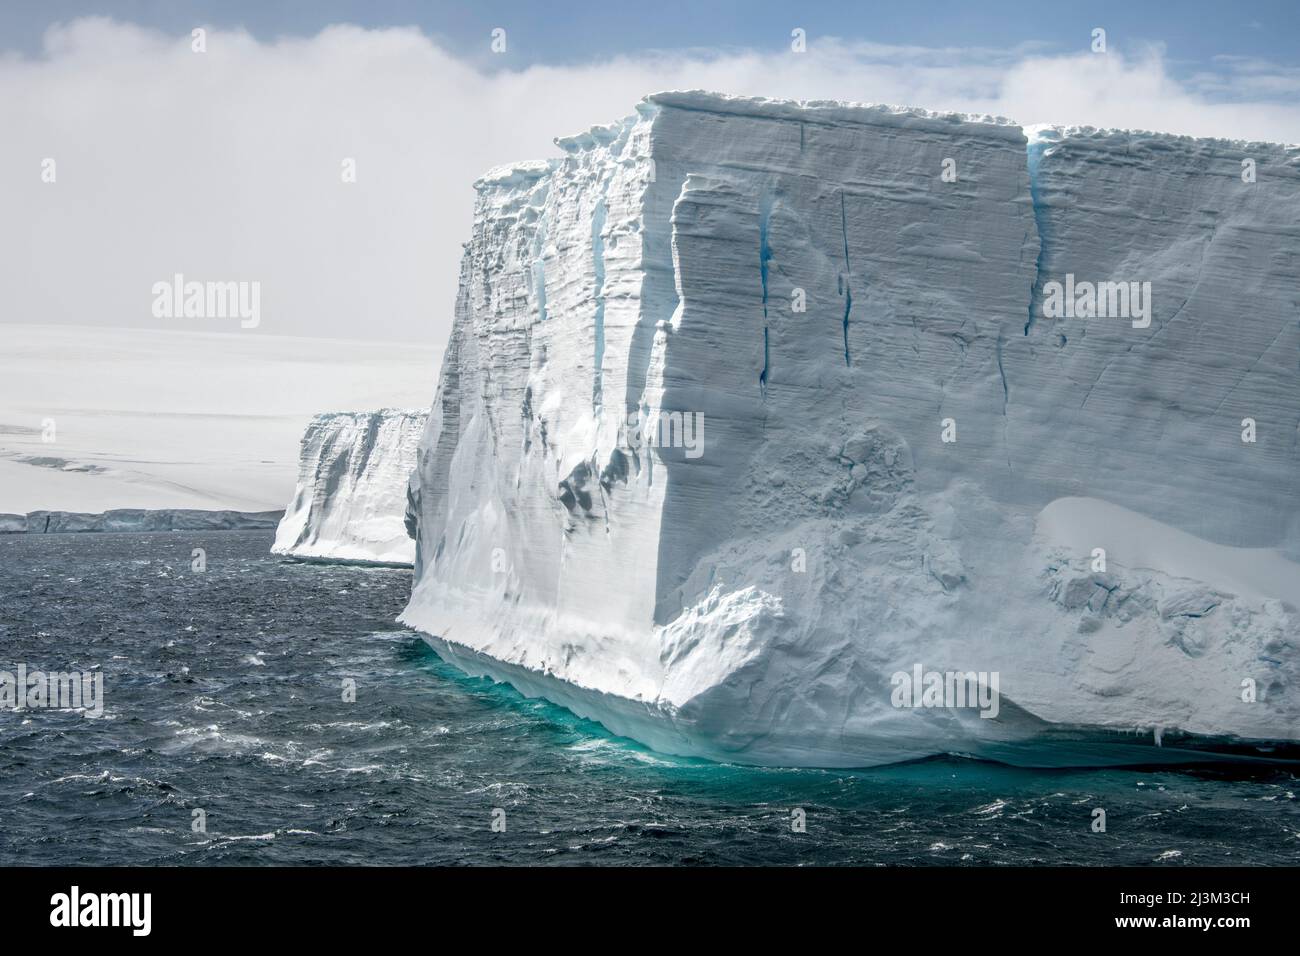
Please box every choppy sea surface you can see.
[1,530,1297,866]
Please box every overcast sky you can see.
[4,2,1300,345]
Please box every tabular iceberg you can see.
[401,91,1300,767]
[274,410,425,566]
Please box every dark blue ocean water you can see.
[1,530,1297,866]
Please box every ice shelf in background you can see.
[0,324,440,514]
[0,508,282,533]
[401,91,1300,767]
[273,410,426,566]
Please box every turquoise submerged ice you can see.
[401,91,1300,768]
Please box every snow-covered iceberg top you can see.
[273,409,426,566]
[402,90,1300,767]
[644,89,1025,135]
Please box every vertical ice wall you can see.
[402,92,1300,767]
[1004,127,1300,550]
[274,409,426,565]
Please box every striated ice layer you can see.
[401,91,1300,767]
[274,410,425,566]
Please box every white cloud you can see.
[4,18,1299,353]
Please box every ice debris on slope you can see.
[401,91,1300,767]
[273,410,426,566]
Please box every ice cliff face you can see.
[402,91,1300,767]
[273,410,425,566]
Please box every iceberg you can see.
[273,409,425,566]
[401,91,1300,767]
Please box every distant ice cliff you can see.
[0,509,282,533]
[273,410,425,566]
